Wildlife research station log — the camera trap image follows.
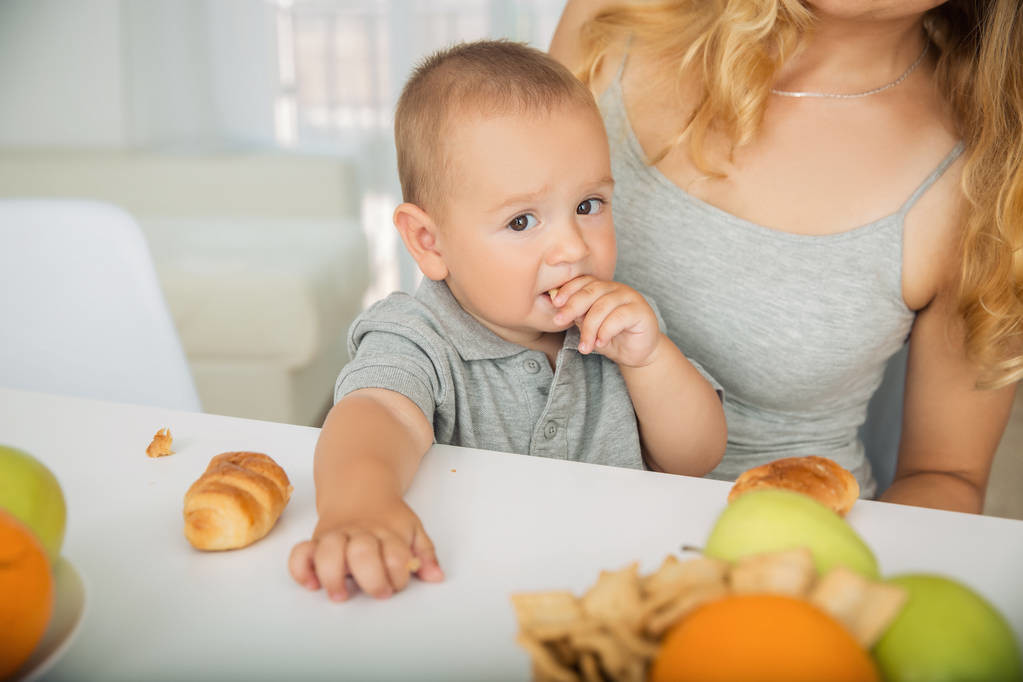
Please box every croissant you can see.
[728,455,859,516]
[184,451,293,550]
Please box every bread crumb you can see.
[146,428,174,458]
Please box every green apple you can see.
[873,574,1023,682]
[703,489,879,578]
[0,444,66,562]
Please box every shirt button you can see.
[543,421,558,439]
[524,358,541,374]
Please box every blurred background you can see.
[0,0,563,427]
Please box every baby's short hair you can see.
[394,40,599,214]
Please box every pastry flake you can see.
[146,427,174,458]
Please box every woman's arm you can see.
[883,289,1017,513]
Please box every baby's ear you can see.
[393,202,448,281]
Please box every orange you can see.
[0,507,55,678]
[649,594,879,682]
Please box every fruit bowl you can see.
[15,558,87,681]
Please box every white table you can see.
[2,387,1022,681]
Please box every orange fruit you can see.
[649,594,879,682]
[0,507,55,678]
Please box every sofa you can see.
[0,149,369,426]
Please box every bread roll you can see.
[728,455,859,516]
[184,451,292,550]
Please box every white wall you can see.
[121,0,278,150]
[0,0,278,151]
[0,0,127,147]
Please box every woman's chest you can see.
[619,63,959,238]
[609,180,915,407]
[614,72,961,312]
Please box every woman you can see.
[550,0,1022,512]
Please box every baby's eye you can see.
[577,198,604,215]
[508,213,538,231]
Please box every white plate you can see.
[15,557,87,681]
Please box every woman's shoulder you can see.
[901,146,966,310]
[549,0,619,66]
[549,0,631,97]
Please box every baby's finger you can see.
[312,532,350,602]
[578,294,632,353]
[550,275,596,306]
[593,304,643,348]
[411,523,445,582]
[380,534,415,593]
[288,540,321,590]
[347,531,395,599]
[553,279,613,326]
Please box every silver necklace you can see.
[771,44,928,99]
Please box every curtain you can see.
[122,0,563,300]
[274,0,563,299]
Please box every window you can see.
[271,0,563,300]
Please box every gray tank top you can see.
[599,69,963,498]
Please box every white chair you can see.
[0,199,201,411]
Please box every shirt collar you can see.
[415,278,580,361]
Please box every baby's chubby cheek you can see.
[594,247,617,282]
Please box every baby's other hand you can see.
[288,498,444,602]
[551,276,659,367]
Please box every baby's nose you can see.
[545,221,590,265]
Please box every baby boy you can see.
[289,40,726,601]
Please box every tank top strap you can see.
[897,141,965,217]
[611,35,634,84]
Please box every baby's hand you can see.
[288,498,444,602]
[550,276,660,367]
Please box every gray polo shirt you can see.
[335,279,718,469]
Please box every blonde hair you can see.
[578,0,1023,389]
[394,39,598,216]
